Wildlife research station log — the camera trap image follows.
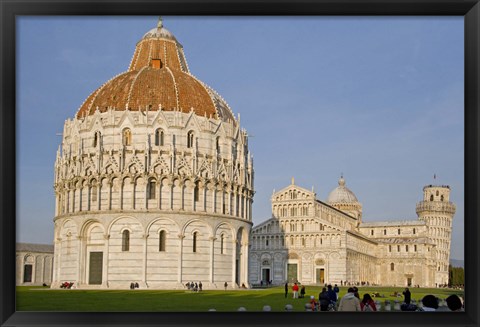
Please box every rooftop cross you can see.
[157,16,163,29]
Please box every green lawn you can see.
[16,286,463,312]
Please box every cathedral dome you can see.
[75,19,236,124]
[327,176,359,203]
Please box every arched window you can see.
[390,263,395,271]
[430,194,434,201]
[123,128,132,146]
[216,136,220,154]
[413,228,416,235]
[436,190,439,196]
[159,230,166,252]
[371,230,374,236]
[414,245,417,252]
[383,229,386,235]
[406,245,409,252]
[148,179,156,199]
[155,129,164,146]
[397,245,400,252]
[91,183,97,203]
[398,229,401,235]
[220,234,224,254]
[440,195,444,202]
[187,131,194,148]
[93,131,101,147]
[194,182,199,202]
[193,232,198,252]
[389,245,392,252]
[122,230,130,251]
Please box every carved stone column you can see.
[209,236,216,283]
[177,234,185,283]
[168,179,174,210]
[142,234,149,286]
[231,238,237,286]
[76,235,83,285]
[103,233,110,288]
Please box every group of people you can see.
[285,283,464,312]
[186,281,203,292]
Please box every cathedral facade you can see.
[248,177,455,288]
[52,20,254,289]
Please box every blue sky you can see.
[17,16,464,260]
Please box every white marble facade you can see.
[52,20,254,289]
[16,243,54,286]
[249,178,455,288]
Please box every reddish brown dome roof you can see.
[76,19,236,124]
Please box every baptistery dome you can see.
[76,18,235,124]
[53,19,253,290]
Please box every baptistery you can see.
[52,19,254,289]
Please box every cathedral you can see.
[248,177,455,288]
[52,19,254,289]
[51,19,455,290]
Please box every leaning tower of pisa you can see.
[416,184,456,286]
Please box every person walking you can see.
[292,282,299,299]
[360,294,377,312]
[402,287,411,304]
[333,284,340,300]
[199,281,203,292]
[338,288,361,311]
[224,282,228,291]
[284,282,288,298]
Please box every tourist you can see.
[446,295,464,312]
[360,293,377,312]
[420,295,439,311]
[327,284,337,304]
[352,286,360,299]
[333,284,340,300]
[199,281,203,291]
[186,282,190,290]
[300,285,306,298]
[224,282,228,290]
[338,287,361,311]
[292,282,299,299]
[403,287,411,304]
[319,287,330,311]
[309,295,318,311]
[284,282,288,298]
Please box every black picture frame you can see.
[1,1,478,326]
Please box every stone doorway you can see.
[316,268,325,284]
[88,252,103,285]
